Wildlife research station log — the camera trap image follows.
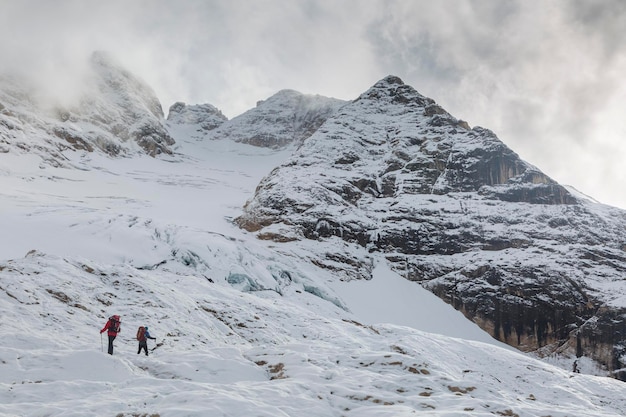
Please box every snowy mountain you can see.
[205,89,347,148]
[237,75,626,378]
[2,58,626,416]
[166,101,227,138]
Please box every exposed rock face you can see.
[0,51,174,163]
[208,89,347,148]
[236,75,626,378]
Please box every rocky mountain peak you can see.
[356,74,439,110]
[167,101,228,132]
[380,74,405,85]
[235,76,626,377]
[258,88,304,104]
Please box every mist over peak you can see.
[0,51,173,159]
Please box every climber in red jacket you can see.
[100,315,121,355]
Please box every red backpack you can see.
[136,326,145,341]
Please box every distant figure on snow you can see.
[136,325,156,356]
[100,315,121,355]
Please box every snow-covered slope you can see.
[3,253,626,417]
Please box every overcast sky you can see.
[1,0,624,209]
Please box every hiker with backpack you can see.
[136,325,156,356]
[100,315,121,355]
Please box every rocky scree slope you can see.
[0,51,173,165]
[235,75,626,378]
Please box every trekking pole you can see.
[100,333,103,352]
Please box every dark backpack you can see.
[109,316,120,333]
[136,326,145,341]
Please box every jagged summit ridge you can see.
[356,75,459,123]
[357,74,433,104]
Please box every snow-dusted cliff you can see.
[236,75,626,376]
